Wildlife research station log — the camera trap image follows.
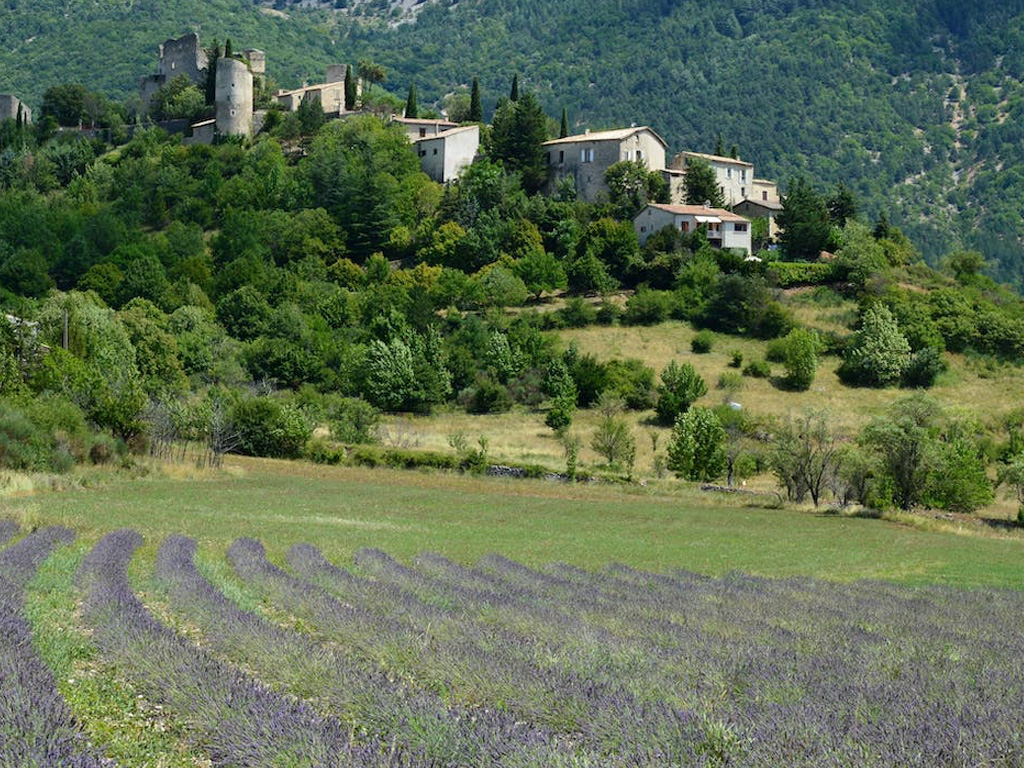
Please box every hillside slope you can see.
[2,0,1023,281]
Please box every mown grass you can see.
[6,456,1024,589]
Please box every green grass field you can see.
[6,456,1023,589]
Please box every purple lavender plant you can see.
[0,526,112,767]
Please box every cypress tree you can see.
[344,64,356,111]
[15,103,23,132]
[205,40,221,106]
[560,106,569,138]
[730,144,738,159]
[509,73,519,102]
[715,133,724,156]
[404,83,418,119]
[224,38,233,58]
[469,77,482,122]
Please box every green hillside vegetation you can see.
[1,93,1024,517]
[2,0,1024,281]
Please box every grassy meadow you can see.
[5,456,1024,588]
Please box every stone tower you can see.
[215,57,254,137]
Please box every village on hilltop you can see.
[2,31,786,255]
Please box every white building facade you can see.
[634,203,752,254]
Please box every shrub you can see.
[717,371,744,392]
[743,359,772,378]
[655,361,707,425]
[623,288,673,326]
[89,433,122,465]
[667,407,727,482]
[691,330,714,354]
[231,398,313,459]
[568,353,609,408]
[605,358,656,411]
[559,298,598,328]
[779,328,819,391]
[327,397,379,445]
[769,261,835,288]
[902,347,946,389]
[839,305,911,387]
[460,377,513,414]
[729,350,744,368]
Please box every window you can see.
[741,170,747,182]
[547,152,551,165]
[741,187,745,198]
[640,226,647,233]
[762,190,768,201]
[726,168,732,179]
[624,150,632,161]
[559,150,564,163]
[681,221,690,232]
[419,128,426,137]
[734,223,748,232]
[580,147,594,163]
[433,148,438,155]
[636,150,642,161]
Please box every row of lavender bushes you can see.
[0,524,111,767]
[14,526,1020,767]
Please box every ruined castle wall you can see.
[215,57,253,137]
[158,33,208,86]
[0,95,31,123]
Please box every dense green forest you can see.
[1,0,1024,281]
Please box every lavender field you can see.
[6,524,1024,767]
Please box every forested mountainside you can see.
[1,0,1023,281]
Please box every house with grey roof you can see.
[542,126,668,202]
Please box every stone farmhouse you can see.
[275,66,351,115]
[412,124,480,183]
[667,151,756,208]
[543,126,668,202]
[0,94,32,124]
[634,203,753,254]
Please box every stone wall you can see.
[215,57,253,137]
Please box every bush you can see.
[231,398,313,459]
[655,361,707,425]
[769,261,835,288]
[667,406,727,482]
[559,298,597,328]
[604,358,656,410]
[729,350,744,368]
[902,347,946,389]
[839,305,911,387]
[459,377,513,414]
[717,371,744,392]
[691,330,714,354]
[327,397,380,444]
[743,359,772,378]
[779,328,819,391]
[623,288,673,326]
[89,433,122,465]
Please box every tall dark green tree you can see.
[487,91,549,194]
[715,133,724,156]
[509,73,519,102]
[404,83,418,118]
[224,38,233,58]
[469,77,482,122]
[344,64,357,111]
[683,157,725,207]
[204,40,221,106]
[827,182,857,226]
[777,177,833,260]
[560,107,569,138]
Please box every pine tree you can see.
[404,83,418,119]
[777,176,833,260]
[469,77,482,122]
[509,73,519,102]
[560,106,569,138]
[683,157,725,207]
[344,64,356,111]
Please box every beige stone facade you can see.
[215,58,253,137]
[668,151,755,207]
[393,116,459,142]
[542,127,668,202]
